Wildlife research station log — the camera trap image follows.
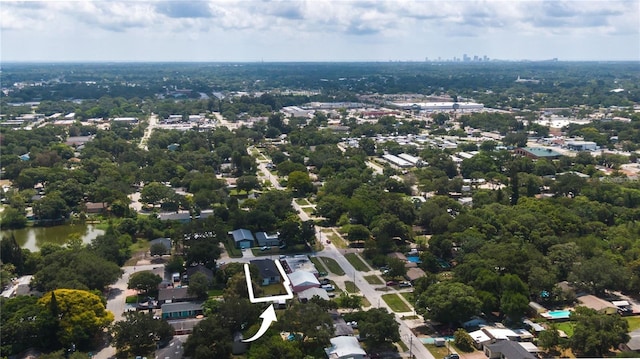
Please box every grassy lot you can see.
[345,253,370,272]
[381,293,412,312]
[262,283,288,296]
[556,322,576,337]
[344,281,359,293]
[397,341,408,352]
[361,296,371,307]
[125,295,140,304]
[626,316,640,331]
[302,207,314,214]
[425,343,463,358]
[318,256,346,275]
[364,275,384,285]
[295,198,311,206]
[324,231,348,249]
[401,292,415,303]
[310,256,329,273]
[207,289,224,297]
[224,239,243,258]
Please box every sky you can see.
[1,0,639,62]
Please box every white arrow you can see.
[242,304,277,342]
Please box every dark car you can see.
[386,281,398,286]
[444,354,460,359]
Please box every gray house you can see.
[231,229,255,249]
[250,259,281,285]
[255,232,280,247]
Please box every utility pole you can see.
[409,334,413,358]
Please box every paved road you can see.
[94,264,162,359]
[155,335,187,359]
[319,236,434,359]
[139,114,158,150]
[247,146,433,358]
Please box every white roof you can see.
[469,329,491,344]
[325,336,366,358]
[298,287,330,301]
[519,342,541,353]
[612,300,630,307]
[288,270,320,287]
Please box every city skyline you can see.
[1,0,639,63]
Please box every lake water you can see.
[0,224,105,252]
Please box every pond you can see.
[0,224,105,252]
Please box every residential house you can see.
[513,147,562,160]
[622,329,640,352]
[158,212,191,223]
[255,232,280,247]
[161,302,203,319]
[298,287,330,302]
[324,336,367,359]
[231,228,255,249]
[84,202,108,214]
[158,287,197,304]
[250,259,281,286]
[484,340,536,359]
[288,270,321,293]
[405,267,426,283]
[184,264,214,285]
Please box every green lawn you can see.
[325,232,348,249]
[318,256,345,275]
[556,322,576,337]
[364,275,384,285]
[295,198,311,205]
[401,292,415,303]
[207,289,224,297]
[310,256,329,274]
[224,239,243,258]
[302,207,314,214]
[381,293,412,312]
[345,253,370,272]
[626,316,640,331]
[344,281,359,293]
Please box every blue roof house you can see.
[231,229,255,249]
[255,232,280,247]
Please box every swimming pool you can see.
[543,310,572,319]
[407,256,422,264]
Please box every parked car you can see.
[399,281,412,288]
[444,354,459,359]
[320,278,331,285]
[321,284,336,291]
[260,246,271,251]
[386,281,398,286]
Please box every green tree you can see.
[38,289,114,350]
[358,308,400,349]
[111,312,173,359]
[347,224,370,244]
[419,281,482,325]
[387,257,407,279]
[33,249,122,292]
[127,271,162,295]
[569,307,629,357]
[287,170,314,196]
[454,328,475,352]
[279,301,334,345]
[140,182,172,207]
[183,314,232,359]
[236,175,260,193]
[1,295,58,356]
[187,272,211,300]
[247,335,303,359]
[150,242,169,256]
[33,192,70,221]
[538,324,560,352]
[569,255,629,295]
[0,207,27,229]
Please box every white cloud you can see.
[0,0,638,61]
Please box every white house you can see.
[324,336,367,359]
